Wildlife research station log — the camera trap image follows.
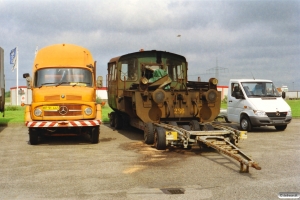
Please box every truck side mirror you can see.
[23,73,32,89]
[282,91,286,99]
[97,76,103,88]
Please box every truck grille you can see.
[44,105,82,116]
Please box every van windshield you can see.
[35,68,93,88]
[241,82,281,97]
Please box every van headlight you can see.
[34,108,42,117]
[85,107,92,115]
[253,110,267,117]
[287,110,292,116]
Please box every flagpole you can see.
[16,47,18,106]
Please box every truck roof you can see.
[230,79,273,83]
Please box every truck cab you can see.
[227,79,292,131]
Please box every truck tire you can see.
[144,122,154,144]
[0,88,5,113]
[275,125,287,131]
[114,113,123,130]
[154,127,166,150]
[240,116,252,132]
[29,128,38,145]
[91,126,100,144]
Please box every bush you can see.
[222,95,227,104]
[5,105,22,111]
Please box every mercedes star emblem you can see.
[59,106,68,115]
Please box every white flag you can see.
[10,47,17,72]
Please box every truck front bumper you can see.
[249,116,292,127]
[25,120,101,128]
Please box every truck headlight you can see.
[287,110,292,116]
[253,110,267,117]
[85,107,92,115]
[34,108,42,117]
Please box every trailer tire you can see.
[91,126,100,144]
[275,125,287,131]
[114,113,123,130]
[240,115,252,132]
[190,120,200,131]
[144,122,154,144]
[0,88,5,113]
[109,112,115,127]
[154,127,166,150]
[29,128,38,145]
[182,125,191,131]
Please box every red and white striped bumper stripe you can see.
[25,120,101,127]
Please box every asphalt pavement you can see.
[0,120,299,200]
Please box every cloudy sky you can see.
[1,0,299,91]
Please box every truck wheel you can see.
[91,126,100,144]
[275,125,287,131]
[190,120,200,131]
[240,116,252,132]
[109,112,115,127]
[144,122,154,144]
[114,113,123,130]
[29,128,38,145]
[154,127,166,150]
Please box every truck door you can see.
[227,82,244,123]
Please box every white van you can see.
[227,79,292,131]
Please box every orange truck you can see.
[23,44,102,145]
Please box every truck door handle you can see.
[229,100,232,102]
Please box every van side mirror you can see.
[97,76,103,88]
[235,92,245,99]
[23,73,32,89]
[282,91,286,99]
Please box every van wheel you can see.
[29,128,38,145]
[275,125,287,131]
[240,116,252,132]
[144,122,154,144]
[154,127,166,150]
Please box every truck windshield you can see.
[35,68,93,88]
[241,82,281,97]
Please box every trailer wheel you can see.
[154,127,166,150]
[109,112,115,127]
[0,88,5,113]
[182,125,191,131]
[275,125,287,131]
[240,116,252,132]
[29,128,38,145]
[91,126,100,144]
[144,122,154,144]
[114,113,123,130]
[190,120,200,131]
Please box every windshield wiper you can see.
[55,82,71,87]
[39,82,56,88]
[72,82,90,87]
